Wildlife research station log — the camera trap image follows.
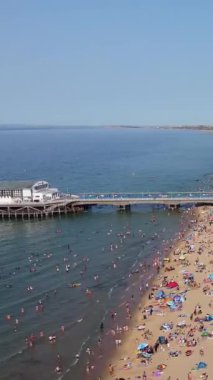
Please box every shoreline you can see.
[82,207,195,379]
[99,206,213,380]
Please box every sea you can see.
[0,126,212,380]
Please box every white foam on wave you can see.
[56,334,91,379]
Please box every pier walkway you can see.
[0,192,213,219]
[76,192,213,207]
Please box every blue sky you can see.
[0,0,213,126]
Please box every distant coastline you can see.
[110,124,213,131]
[0,124,213,131]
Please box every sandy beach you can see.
[101,206,213,380]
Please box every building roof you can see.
[0,180,36,190]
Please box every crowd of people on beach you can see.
[96,207,213,380]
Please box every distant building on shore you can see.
[0,180,60,204]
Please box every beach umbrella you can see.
[137,342,148,350]
[155,290,165,300]
[196,362,207,369]
[173,295,181,303]
[201,331,209,337]
[166,281,179,289]
[208,273,213,280]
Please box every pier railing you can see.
[77,191,213,203]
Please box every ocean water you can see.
[0,127,212,380]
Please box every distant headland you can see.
[109,125,213,131]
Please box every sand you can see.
[101,206,213,380]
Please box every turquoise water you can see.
[0,127,212,380]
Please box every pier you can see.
[74,192,213,212]
[0,192,213,220]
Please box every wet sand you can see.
[101,206,213,380]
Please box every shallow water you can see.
[0,127,212,379]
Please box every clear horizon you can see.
[1,0,213,126]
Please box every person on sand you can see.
[201,373,208,380]
[86,363,90,374]
[188,372,193,380]
[154,341,159,352]
[108,364,114,375]
[143,370,147,380]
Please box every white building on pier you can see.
[0,180,60,204]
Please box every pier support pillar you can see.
[168,204,180,210]
[118,204,131,212]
